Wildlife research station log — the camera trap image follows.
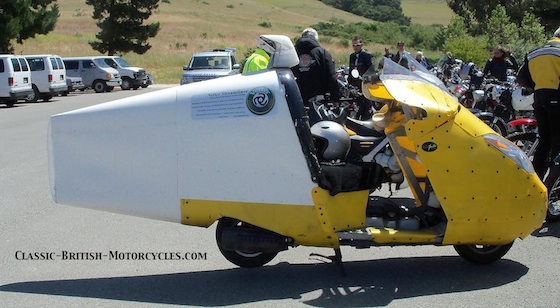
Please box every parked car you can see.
[100,56,150,90]
[24,54,68,102]
[180,48,240,85]
[0,54,33,107]
[62,57,121,93]
[61,76,85,96]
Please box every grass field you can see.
[13,0,454,84]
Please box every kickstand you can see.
[309,248,346,276]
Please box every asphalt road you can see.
[1,86,559,307]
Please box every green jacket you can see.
[242,48,270,73]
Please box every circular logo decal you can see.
[246,87,275,115]
[299,54,314,68]
[421,142,438,152]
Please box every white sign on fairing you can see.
[191,87,276,120]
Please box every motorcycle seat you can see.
[345,117,385,138]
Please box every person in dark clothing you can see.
[483,45,515,81]
[348,36,375,119]
[391,41,409,68]
[292,28,340,125]
[528,27,560,179]
[378,47,394,70]
[506,50,519,72]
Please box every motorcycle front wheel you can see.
[482,117,508,136]
[507,132,538,160]
[543,166,560,222]
[215,218,278,268]
[453,242,514,264]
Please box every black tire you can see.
[93,80,107,93]
[5,100,15,108]
[454,242,514,264]
[42,95,53,102]
[543,166,560,222]
[215,218,278,268]
[25,85,40,102]
[121,77,132,90]
[507,132,538,160]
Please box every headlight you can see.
[483,133,535,174]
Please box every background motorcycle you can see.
[507,119,560,222]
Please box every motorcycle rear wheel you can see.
[543,166,560,222]
[215,218,278,268]
[453,242,514,264]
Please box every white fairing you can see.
[262,35,299,69]
[512,87,534,111]
[48,70,316,223]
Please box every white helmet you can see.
[511,87,534,111]
[311,121,351,161]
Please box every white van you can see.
[0,55,33,107]
[99,56,150,90]
[62,57,122,93]
[24,54,68,102]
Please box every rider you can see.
[292,28,340,125]
[528,26,560,179]
[348,36,375,120]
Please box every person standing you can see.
[483,45,515,81]
[348,36,375,119]
[391,41,409,68]
[378,47,394,70]
[292,28,340,125]
[415,51,429,68]
[241,48,270,73]
[527,27,560,179]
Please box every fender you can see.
[508,117,537,127]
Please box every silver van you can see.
[62,57,122,93]
[99,56,150,90]
[24,54,68,102]
[0,54,33,107]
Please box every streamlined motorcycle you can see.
[48,35,547,270]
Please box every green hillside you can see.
[14,0,453,84]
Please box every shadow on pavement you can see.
[0,256,528,307]
[532,220,560,238]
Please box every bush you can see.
[258,21,272,28]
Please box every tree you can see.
[446,0,559,33]
[320,0,411,25]
[485,5,518,50]
[0,0,59,53]
[86,0,162,56]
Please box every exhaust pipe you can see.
[220,227,288,253]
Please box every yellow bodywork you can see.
[181,188,369,248]
[181,75,547,248]
[376,78,547,244]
